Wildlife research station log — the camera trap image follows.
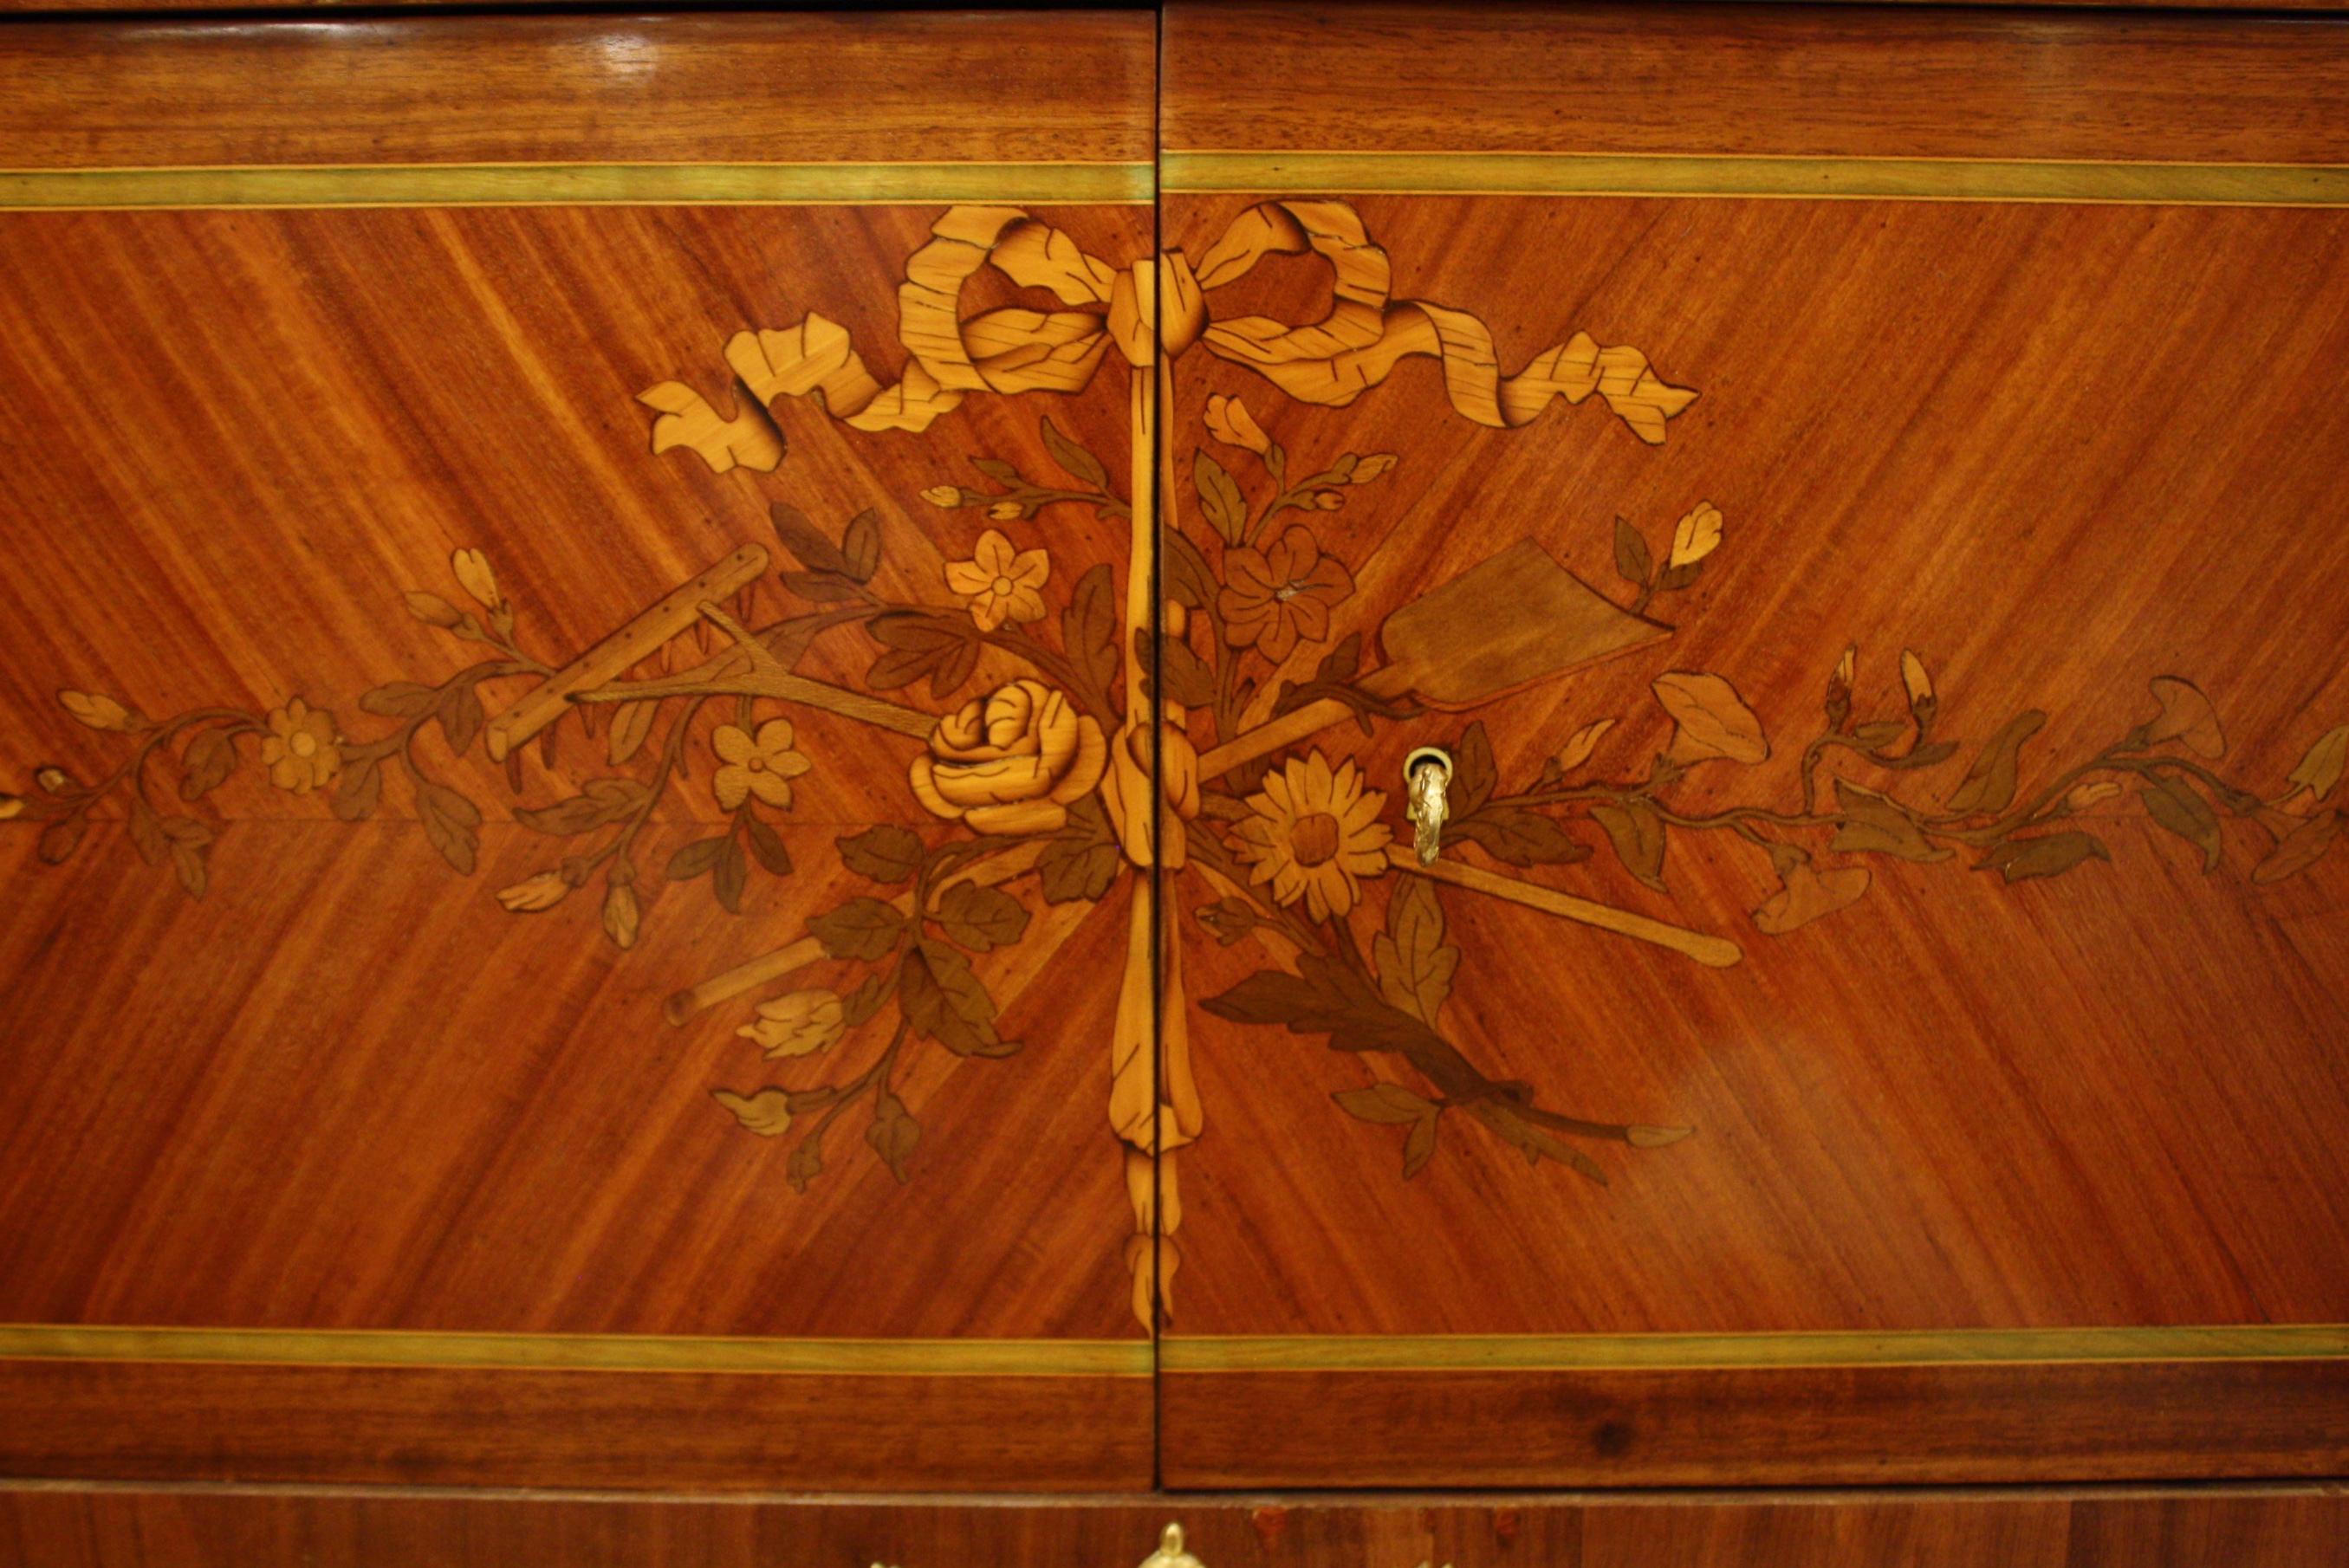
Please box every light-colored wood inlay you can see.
[1164,1327,2349,1372]
[0,162,1157,211]
[1162,151,2349,206]
[0,1325,1152,1377]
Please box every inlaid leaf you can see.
[1451,721,1497,815]
[2141,774,2222,872]
[437,684,484,756]
[1040,415,1109,489]
[1831,779,1950,863]
[2252,808,2339,884]
[934,880,1030,952]
[360,682,441,719]
[1037,796,1119,904]
[2287,724,2349,804]
[170,834,209,900]
[711,837,748,913]
[744,814,794,877]
[127,802,170,866]
[767,502,849,574]
[808,896,903,962]
[1653,672,1768,765]
[837,824,925,885]
[866,1093,921,1182]
[1449,807,1589,867]
[1162,527,1219,613]
[1556,718,1615,774]
[1590,800,1668,891]
[515,779,647,837]
[1062,563,1121,716]
[414,781,482,874]
[1193,449,1248,545]
[1945,710,2047,815]
[178,728,238,800]
[333,757,382,822]
[840,509,883,583]
[1977,831,2110,884]
[1402,1112,1439,1178]
[1667,501,1723,569]
[1373,876,1458,1025]
[1613,517,1651,586]
[1333,1083,1436,1125]
[900,943,1016,1057]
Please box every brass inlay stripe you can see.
[0,1325,1152,1377]
[1162,151,2349,207]
[0,161,1156,211]
[1163,1325,2349,1373]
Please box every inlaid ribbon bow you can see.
[640,199,1695,1325]
[642,199,1694,461]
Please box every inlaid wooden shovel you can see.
[1197,539,1669,776]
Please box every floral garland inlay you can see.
[6,200,2344,1329]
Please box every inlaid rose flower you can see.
[908,677,1106,836]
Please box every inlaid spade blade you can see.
[1370,538,1669,709]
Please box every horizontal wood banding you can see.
[1161,152,2349,206]
[0,163,1157,211]
[4,1486,2349,1568]
[1159,1360,2349,1487]
[1164,1325,2349,1371]
[0,1360,1154,1490]
[0,1325,1149,1377]
[1164,3,2349,165]
[0,14,1156,170]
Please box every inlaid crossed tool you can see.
[514,541,1742,1023]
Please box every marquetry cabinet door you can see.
[1152,0,2349,1487]
[0,11,1164,1491]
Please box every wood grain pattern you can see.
[1163,2,2349,163]
[4,1485,2346,1566]
[1149,169,2349,1481]
[1159,1360,2349,1487]
[0,1362,1152,1491]
[0,116,1154,1487]
[0,13,1154,169]
[1158,192,2349,1346]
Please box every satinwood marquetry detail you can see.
[7,193,2345,1340]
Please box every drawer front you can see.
[0,12,1158,1490]
[1155,0,2349,1487]
[5,1485,2349,1567]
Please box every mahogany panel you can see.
[1158,1361,2349,1487]
[1163,2,2349,162]
[4,1486,2346,1566]
[0,95,1161,1487]
[0,12,1154,168]
[1154,192,2349,1342]
[0,1363,1152,1491]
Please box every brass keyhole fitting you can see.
[1403,745,1453,866]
